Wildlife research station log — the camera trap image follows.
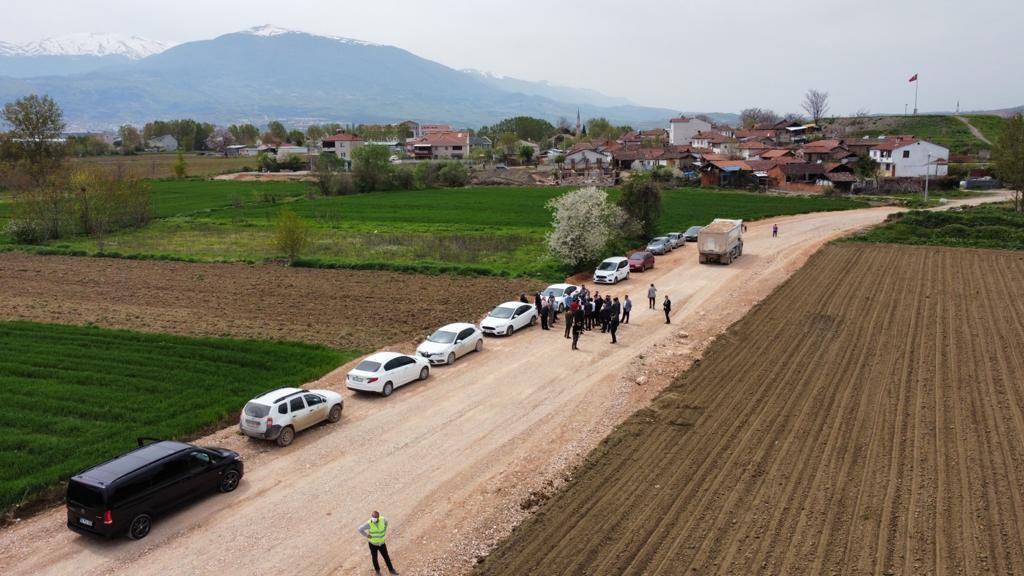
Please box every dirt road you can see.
[955,115,993,146]
[0,193,1009,576]
[476,243,1024,575]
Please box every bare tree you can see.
[802,89,830,122]
[739,108,781,129]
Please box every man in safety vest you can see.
[357,510,400,575]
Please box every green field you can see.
[72,153,258,179]
[848,204,1024,250]
[0,321,357,512]
[963,115,1007,145]
[849,115,989,155]
[7,182,867,280]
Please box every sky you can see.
[3,0,1022,115]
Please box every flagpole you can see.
[914,77,918,115]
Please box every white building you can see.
[669,116,712,146]
[320,131,365,161]
[147,134,178,152]
[870,137,949,178]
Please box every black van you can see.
[66,438,244,540]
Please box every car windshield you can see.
[546,287,565,297]
[648,240,664,246]
[687,227,702,234]
[598,262,617,271]
[629,253,645,260]
[243,402,270,418]
[427,330,457,344]
[489,306,515,319]
[355,360,382,372]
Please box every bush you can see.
[4,219,43,244]
[438,162,469,187]
[273,208,310,261]
[389,166,417,190]
[547,186,628,269]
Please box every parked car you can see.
[481,301,537,336]
[683,226,703,242]
[647,236,672,255]
[628,251,655,272]
[667,232,686,248]
[66,439,243,540]
[416,322,483,365]
[543,283,579,309]
[593,256,630,284]
[346,352,430,397]
[239,387,344,447]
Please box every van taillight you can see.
[103,510,113,525]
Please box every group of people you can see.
[521,282,672,351]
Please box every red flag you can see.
[909,73,918,82]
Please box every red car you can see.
[628,251,655,272]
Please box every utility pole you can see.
[904,103,908,117]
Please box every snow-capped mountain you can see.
[239,24,378,47]
[0,33,172,59]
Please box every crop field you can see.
[72,153,256,179]
[19,183,865,280]
[850,204,1024,250]
[475,243,1024,575]
[0,320,354,512]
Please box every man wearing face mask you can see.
[357,510,400,575]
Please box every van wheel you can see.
[419,367,429,380]
[328,404,343,423]
[276,426,295,447]
[127,513,152,540]
[382,382,394,397]
[219,469,241,493]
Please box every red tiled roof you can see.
[410,132,469,146]
[700,153,731,162]
[692,131,736,144]
[613,147,665,161]
[735,129,778,139]
[708,160,752,170]
[801,139,844,151]
[760,149,795,159]
[322,132,364,142]
[670,116,705,124]
[738,141,770,150]
[871,137,917,151]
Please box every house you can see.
[147,134,178,152]
[701,160,752,187]
[869,137,949,178]
[224,144,248,157]
[760,148,797,161]
[470,135,492,149]
[564,145,612,171]
[735,128,779,141]
[409,131,470,159]
[737,140,771,160]
[767,162,827,186]
[420,124,453,135]
[690,131,738,156]
[822,163,858,192]
[275,145,309,161]
[659,146,698,171]
[783,123,821,144]
[611,147,665,171]
[842,138,883,158]
[517,140,541,155]
[399,120,421,139]
[669,116,712,145]
[320,131,365,161]
[799,140,852,163]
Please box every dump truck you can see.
[698,218,744,264]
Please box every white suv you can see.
[240,387,344,447]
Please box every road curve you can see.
[0,192,1009,576]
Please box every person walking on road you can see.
[772,223,778,238]
[648,284,657,309]
[609,297,621,343]
[621,295,632,324]
[358,511,400,576]
[663,295,672,324]
[571,308,585,350]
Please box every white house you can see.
[669,116,711,146]
[320,131,365,161]
[870,137,949,178]
[275,145,309,160]
[147,134,178,152]
[564,147,611,170]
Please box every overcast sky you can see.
[4,0,1022,115]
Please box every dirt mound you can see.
[474,243,1024,575]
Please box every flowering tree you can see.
[546,186,627,268]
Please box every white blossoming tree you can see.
[546,186,627,268]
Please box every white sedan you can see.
[481,301,537,336]
[346,352,431,396]
[416,322,484,365]
[543,283,580,310]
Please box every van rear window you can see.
[244,402,270,418]
[68,481,104,508]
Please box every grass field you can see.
[72,153,258,179]
[963,114,1007,144]
[851,115,984,155]
[15,183,865,280]
[0,320,356,513]
[849,203,1024,250]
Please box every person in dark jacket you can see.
[663,295,672,323]
[621,295,632,324]
[594,295,605,331]
[571,308,585,350]
[534,292,542,317]
[609,297,621,343]
[563,303,574,339]
[540,299,550,330]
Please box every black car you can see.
[683,226,703,242]
[66,438,244,540]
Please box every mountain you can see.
[0,33,172,78]
[0,26,686,129]
[462,69,635,109]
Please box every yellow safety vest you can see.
[368,518,387,544]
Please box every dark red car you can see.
[628,251,654,272]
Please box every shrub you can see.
[438,162,469,187]
[547,186,628,269]
[274,208,310,261]
[4,219,43,244]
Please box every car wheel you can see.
[446,352,456,365]
[328,403,343,423]
[127,513,152,540]
[475,339,483,352]
[276,426,295,447]
[219,468,241,493]
[530,315,537,326]
[382,382,394,397]
[419,367,429,380]
[505,326,514,336]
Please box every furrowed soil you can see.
[475,243,1024,576]
[0,252,541,351]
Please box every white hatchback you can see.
[481,301,537,336]
[240,387,344,447]
[543,283,580,310]
[346,352,431,396]
[593,257,630,284]
[416,322,484,365]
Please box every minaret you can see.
[576,108,581,138]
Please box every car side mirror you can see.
[455,339,463,344]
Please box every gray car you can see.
[683,226,703,242]
[646,236,672,255]
[667,232,685,248]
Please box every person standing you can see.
[563,303,574,339]
[585,297,595,330]
[534,292,542,317]
[571,308,585,350]
[772,223,778,238]
[648,284,657,309]
[663,295,672,324]
[609,297,622,343]
[594,295,605,332]
[519,292,528,304]
[621,295,632,324]
[547,296,557,327]
[540,298,550,330]
[357,511,400,576]
[601,295,612,332]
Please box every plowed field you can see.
[475,243,1024,576]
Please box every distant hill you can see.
[0,26,711,129]
[0,33,171,77]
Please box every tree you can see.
[546,187,628,268]
[267,120,288,142]
[204,127,236,152]
[802,89,830,122]
[351,144,393,192]
[497,132,519,157]
[557,116,571,131]
[477,116,555,143]
[274,208,310,262]
[118,124,143,154]
[287,130,305,146]
[519,145,535,165]
[228,123,260,146]
[852,154,879,181]
[1,94,67,184]
[618,173,662,237]
[994,113,1024,212]
[739,107,780,129]
[172,150,187,179]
